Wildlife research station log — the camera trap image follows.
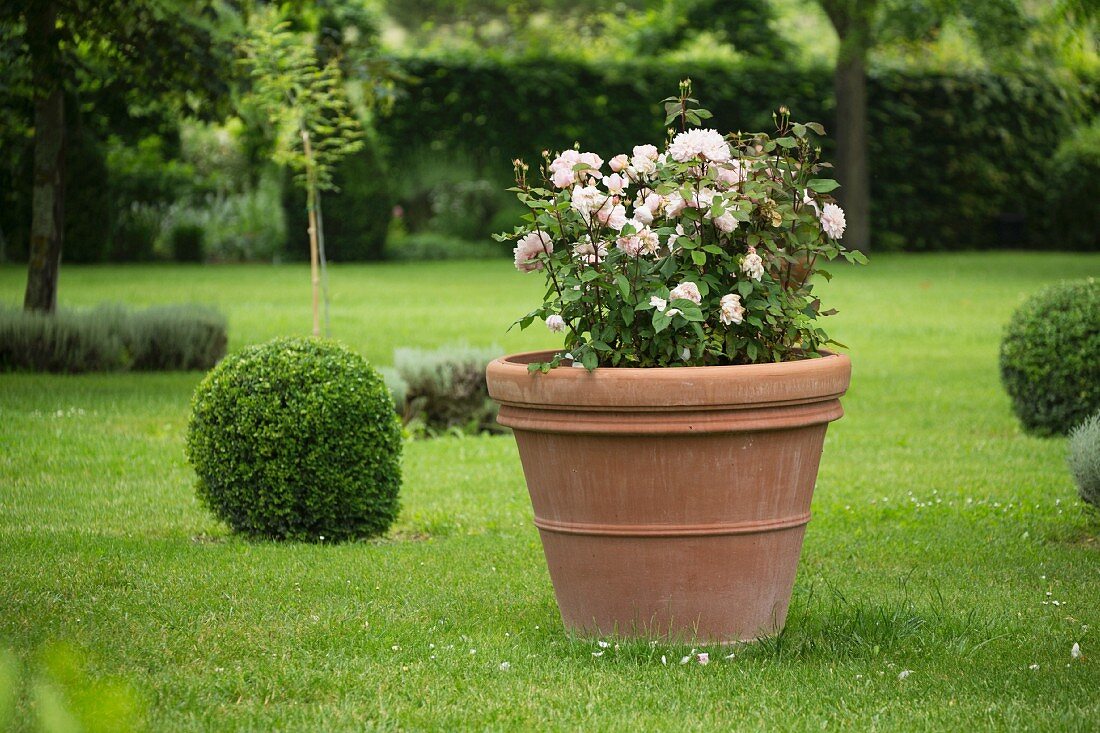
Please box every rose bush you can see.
[497,80,866,371]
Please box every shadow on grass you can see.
[556,576,1004,667]
[757,580,1002,663]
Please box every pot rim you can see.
[487,349,852,411]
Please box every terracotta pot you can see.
[486,350,851,643]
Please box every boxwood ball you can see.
[1000,279,1100,437]
[186,337,402,541]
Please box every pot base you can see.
[540,527,807,643]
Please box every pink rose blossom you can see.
[513,230,553,272]
[665,192,687,217]
[637,226,660,256]
[716,160,748,187]
[573,236,608,264]
[609,154,629,173]
[551,167,576,189]
[602,173,627,195]
[615,235,644,257]
[714,212,738,233]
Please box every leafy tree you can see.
[815,0,1034,253]
[1,0,234,312]
[240,14,365,337]
[622,0,790,61]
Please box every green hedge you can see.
[382,57,1094,250]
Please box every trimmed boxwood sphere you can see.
[186,337,402,541]
[1000,279,1100,437]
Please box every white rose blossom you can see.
[609,154,629,173]
[819,202,846,239]
[665,192,687,217]
[667,129,731,163]
[631,155,657,178]
[545,314,566,332]
[741,246,765,281]
[669,281,702,305]
[636,226,660,256]
[689,187,717,210]
[570,185,617,225]
[650,295,667,311]
[719,293,745,326]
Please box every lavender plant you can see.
[497,80,867,371]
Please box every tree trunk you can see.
[301,129,321,337]
[24,2,66,313]
[833,49,871,254]
[821,0,875,254]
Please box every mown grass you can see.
[1,253,1098,731]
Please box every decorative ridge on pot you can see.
[488,349,851,413]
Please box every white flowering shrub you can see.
[496,81,867,371]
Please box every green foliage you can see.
[389,148,520,243]
[111,202,163,262]
[186,337,402,542]
[389,344,502,434]
[0,304,227,373]
[4,643,145,733]
[1042,118,1100,251]
[1000,279,1100,436]
[283,144,392,262]
[383,57,1093,250]
[168,222,205,262]
[632,0,790,61]
[240,16,364,197]
[1068,410,1100,509]
[63,116,112,264]
[170,174,288,263]
[385,232,505,260]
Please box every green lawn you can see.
[1,253,1098,731]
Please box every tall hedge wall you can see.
[382,57,1092,251]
